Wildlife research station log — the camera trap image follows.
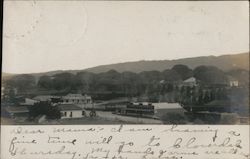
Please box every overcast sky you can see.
[2,1,249,74]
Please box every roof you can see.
[132,102,150,105]
[63,94,91,100]
[96,98,130,106]
[183,77,196,83]
[152,103,183,109]
[227,75,239,81]
[20,98,39,106]
[33,95,61,101]
[65,94,83,97]
[57,104,82,111]
[33,95,53,101]
[5,106,29,113]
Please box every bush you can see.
[28,101,61,120]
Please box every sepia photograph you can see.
[1,1,250,159]
[1,1,249,125]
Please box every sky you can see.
[2,1,249,74]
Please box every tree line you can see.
[3,65,249,101]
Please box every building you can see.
[229,80,239,87]
[62,94,92,104]
[115,102,186,119]
[227,76,239,87]
[182,77,197,87]
[20,98,39,106]
[57,104,85,119]
[33,95,57,102]
[1,86,5,98]
[153,102,186,118]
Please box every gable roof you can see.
[57,104,82,111]
[183,77,196,83]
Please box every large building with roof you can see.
[62,94,92,105]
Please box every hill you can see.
[85,52,249,73]
[2,52,249,77]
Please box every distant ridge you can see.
[85,52,249,73]
[2,52,249,77]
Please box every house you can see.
[33,95,62,103]
[182,77,197,87]
[227,76,239,87]
[33,95,55,102]
[229,80,239,87]
[20,98,39,106]
[62,94,92,104]
[57,104,85,119]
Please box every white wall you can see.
[60,110,83,119]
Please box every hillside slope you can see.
[2,52,249,77]
[85,52,249,73]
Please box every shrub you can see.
[28,101,61,120]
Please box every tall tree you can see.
[38,75,53,89]
[193,65,228,85]
[171,64,193,80]
[6,74,36,91]
[52,73,75,90]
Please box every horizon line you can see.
[3,51,249,75]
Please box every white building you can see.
[20,98,39,106]
[152,102,186,118]
[62,94,92,104]
[58,104,85,119]
[1,86,4,97]
[229,80,239,87]
[182,77,197,87]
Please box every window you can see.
[64,112,67,116]
[70,112,73,118]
